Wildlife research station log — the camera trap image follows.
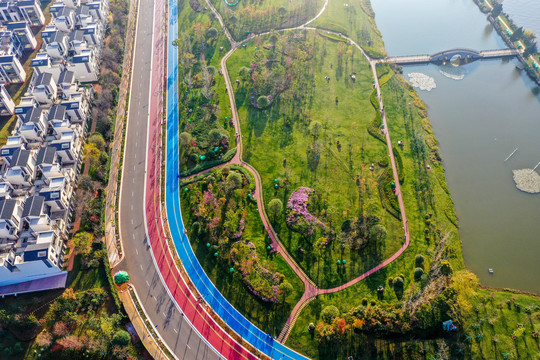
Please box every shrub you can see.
[370,299,376,306]
[112,330,131,346]
[362,297,368,306]
[414,267,424,281]
[13,343,22,354]
[320,305,340,324]
[378,157,389,167]
[415,254,425,268]
[257,95,270,109]
[387,277,393,286]
[393,276,404,288]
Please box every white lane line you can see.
[131,219,134,224]
[131,204,133,211]
[135,248,138,255]
[173,328,178,334]
[140,264,144,271]
[146,280,150,286]
[162,312,166,317]
[186,345,191,350]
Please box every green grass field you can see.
[210,0,324,41]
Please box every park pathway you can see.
[196,0,410,344]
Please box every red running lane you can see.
[142,0,257,359]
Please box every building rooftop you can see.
[22,196,45,218]
[10,148,31,167]
[0,198,16,220]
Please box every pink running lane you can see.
[143,0,257,358]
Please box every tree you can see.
[369,224,387,243]
[238,66,251,83]
[320,305,340,324]
[229,15,238,27]
[88,133,106,151]
[278,6,287,19]
[112,330,131,346]
[278,281,293,303]
[225,172,243,193]
[415,254,425,268]
[208,129,227,146]
[269,32,279,48]
[84,143,101,167]
[440,260,453,276]
[523,29,537,43]
[257,95,270,109]
[13,343,22,354]
[309,121,322,140]
[73,232,93,255]
[393,276,404,288]
[179,132,192,149]
[491,2,503,17]
[267,199,283,223]
[414,267,424,281]
[206,27,218,40]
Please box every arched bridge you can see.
[380,47,522,65]
[431,48,482,62]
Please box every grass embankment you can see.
[209,0,324,42]
[180,165,304,336]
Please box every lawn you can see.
[310,0,386,58]
[66,254,109,292]
[176,0,237,176]
[227,31,415,288]
[210,0,324,41]
[180,165,304,336]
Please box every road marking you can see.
[146,280,150,286]
[131,219,134,225]
[173,328,178,334]
[131,204,133,210]
[163,312,166,317]
[140,264,144,271]
[135,248,138,255]
[186,345,191,350]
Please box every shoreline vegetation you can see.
[472,0,540,85]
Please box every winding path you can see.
[186,0,410,345]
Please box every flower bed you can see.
[286,187,326,236]
[230,242,281,303]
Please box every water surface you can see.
[371,0,540,293]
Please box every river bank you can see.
[472,0,540,85]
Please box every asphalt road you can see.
[116,0,220,357]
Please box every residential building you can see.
[16,106,47,143]
[66,48,98,81]
[30,72,57,105]
[7,21,36,50]
[0,84,14,115]
[0,54,25,83]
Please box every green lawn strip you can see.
[176,4,237,175]
[179,165,303,335]
[310,0,386,58]
[209,0,324,42]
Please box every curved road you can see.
[116,0,224,358]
